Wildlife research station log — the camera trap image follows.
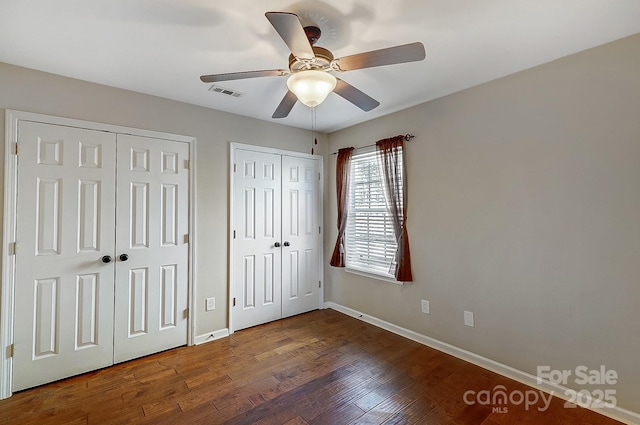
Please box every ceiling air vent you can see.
[208,85,244,98]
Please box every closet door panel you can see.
[232,149,282,331]
[281,156,321,318]
[113,134,189,363]
[13,122,116,391]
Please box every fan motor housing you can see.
[289,46,334,71]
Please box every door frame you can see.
[1,110,197,399]
[228,142,324,333]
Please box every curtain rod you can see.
[329,134,414,155]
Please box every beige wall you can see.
[0,62,327,337]
[324,34,640,413]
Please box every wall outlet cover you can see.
[421,299,430,314]
[206,297,215,311]
[464,310,474,327]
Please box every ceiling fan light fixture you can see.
[287,70,337,107]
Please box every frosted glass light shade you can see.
[286,70,337,107]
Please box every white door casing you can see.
[232,149,283,331]
[281,155,321,318]
[114,134,190,363]
[230,144,323,332]
[13,122,117,391]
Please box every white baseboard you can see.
[194,328,229,345]
[324,302,640,425]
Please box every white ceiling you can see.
[1,0,640,133]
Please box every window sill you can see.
[345,266,404,285]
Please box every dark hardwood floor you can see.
[0,309,622,424]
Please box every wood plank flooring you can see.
[0,309,623,424]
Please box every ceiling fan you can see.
[200,11,426,119]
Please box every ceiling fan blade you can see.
[333,78,380,112]
[333,42,426,72]
[265,12,315,60]
[200,69,289,83]
[272,90,298,118]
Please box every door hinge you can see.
[13,143,18,155]
[183,308,189,319]
[233,297,236,307]
[319,281,321,288]
[318,172,321,180]
[7,344,14,358]
[233,230,236,239]
[8,242,16,255]
[184,159,190,170]
[318,226,321,234]
[233,163,237,173]
[184,234,189,244]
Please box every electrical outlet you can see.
[464,311,474,327]
[206,297,215,311]
[421,299,430,315]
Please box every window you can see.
[345,147,403,279]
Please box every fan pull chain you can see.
[311,106,317,155]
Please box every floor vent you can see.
[208,85,244,98]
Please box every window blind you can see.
[345,148,403,277]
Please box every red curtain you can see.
[330,147,354,267]
[376,136,413,281]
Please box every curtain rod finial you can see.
[404,134,415,141]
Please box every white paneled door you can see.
[13,122,117,391]
[233,149,283,331]
[114,134,189,363]
[232,147,321,331]
[281,156,320,319]
[12,122,189,391]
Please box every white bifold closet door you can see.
[232,148,321,331]
[12,122,189,391]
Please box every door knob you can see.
[274,242,281,248]
[283,241,290,247]
[101,255,112,263]
[119,253,129,262]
